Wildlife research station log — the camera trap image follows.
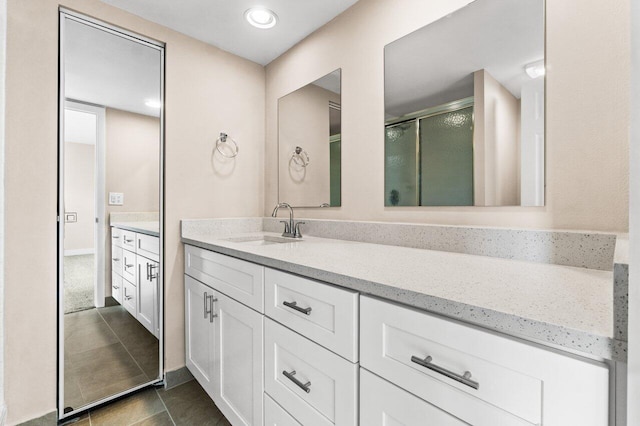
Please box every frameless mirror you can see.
[59,12,163,418]
[278,69,341,207]
[384,0,545,207]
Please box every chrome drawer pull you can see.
[113,258,120,262]
[410,355,479,390]
[123,237,133,243]
[112,235,120,239]
[283,300,312,315]
[124,263,134,269]
[282,370,311,393]
[113,285,119,289]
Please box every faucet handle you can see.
[279,220,291,233]
[293,221,305,238]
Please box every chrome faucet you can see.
[271,203,304,238]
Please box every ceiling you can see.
[384,0,544,119]
[64,18,162,117]
[99,0,360,66]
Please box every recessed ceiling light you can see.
[524,60,545,79]
[145,99,162,109]
[244,7,278,29]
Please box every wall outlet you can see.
[109,192,124,206]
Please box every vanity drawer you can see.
[111,245,123,274]
[360,296,541,426]
[122,279,137,317]
[264,319,357,426]
[111,227,122,248]
[122,249,137,285]
[121,229,137,251]
[112,273,123,304]
[264,394,301,426]
[265,268,358,362]
[136,233,159,262]
[185,245,264,312]
[360,369,467,426]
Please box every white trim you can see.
[64,100,105,309]
[63,248,95,256]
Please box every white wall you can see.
[473,69,520,206]
[265,0,630,232]
[63,142,95,253]
[4,1,265,423]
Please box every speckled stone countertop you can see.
[112,221,159,237]
[182,229,621,361]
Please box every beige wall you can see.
[473,69,520,206]
[265,0,630,232]
[104,107,160,297]
[64,142,95,252]
[5,1,265,424]
[278,83,339,206]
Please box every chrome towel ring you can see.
[292,146,310,167]
[215,132,239,158]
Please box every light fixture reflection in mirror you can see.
[384,0,545,207]
[278,69,341,207]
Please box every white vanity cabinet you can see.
[360,295,610,426]
[137,255,159,337]
[110,226,160,338]
[184,247,264,426]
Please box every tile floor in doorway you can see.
[61,380,231,426]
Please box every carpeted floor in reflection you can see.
[64,254,95,313]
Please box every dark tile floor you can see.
[64,299,159,410]
[63,380,231,426]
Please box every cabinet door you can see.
[122,279,137,317]
[213,291,264,426]
[137,256,158,337]
[360,369,467,426]
[185,275,216,400]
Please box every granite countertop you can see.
[112,221,160,237]
[181,230,620,361]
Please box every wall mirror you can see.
[278,69,342,207]
[384,0,545,207]
[58,10,164,420]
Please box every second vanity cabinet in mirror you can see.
[384,0,545,207]
[278,69,342,207]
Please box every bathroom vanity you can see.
[111,221,160,338]
[181,218,621,426]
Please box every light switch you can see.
[109,192,124,206]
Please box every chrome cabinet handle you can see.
[283,300,312,315]
[112,235,120,239]
[124,263,134,270]
[282,370,311,393]
[113,258,120,262]
[123,237,133,243]
[410,355,479,390]
[204,292,212,318]
[113,285,119,289]
[209,297,218,323]
[149,264,158,280]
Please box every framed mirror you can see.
[278,69,342,207]
[384,0,545,207]
[58,10,164,420]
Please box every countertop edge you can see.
[112,222,160,237]
[181,237,623,362]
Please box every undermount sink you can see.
[225,235,296,246]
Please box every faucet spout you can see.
[272,203,295,237]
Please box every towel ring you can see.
[292,146,310,167]
[216,133,239,158]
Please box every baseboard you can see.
[164,366,194,390]
[64,248,95,256]
[16,410,57,426]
